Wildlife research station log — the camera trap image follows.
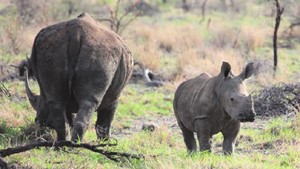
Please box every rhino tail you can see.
[67,30,81,96]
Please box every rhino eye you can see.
[230,98,234,101]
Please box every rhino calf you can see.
[173,62,255,154]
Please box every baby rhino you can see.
[173,62,255,155]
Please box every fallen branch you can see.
[0,140,144,163]
[0,157,8,169]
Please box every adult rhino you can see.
[173,62,255,154]
[24,13,133,142]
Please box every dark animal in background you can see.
[143,68,164,87]
[132,61,164,87]
[173,62,256,154]
[24,13,133,142]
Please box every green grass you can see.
[116,84,174,119]
[1,80,300,168]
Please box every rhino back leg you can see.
[35,56,70,141]
[95,100,118,140]
[177,119,197,152]
[71,69,117,142]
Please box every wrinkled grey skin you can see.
[24,13,133,142]
[173,62,256,155]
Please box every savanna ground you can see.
[0,0,300,168]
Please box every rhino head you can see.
[218,62,256,122]
[24,68,50,127]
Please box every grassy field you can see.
[0,0,300,168]
[1,85,300,168]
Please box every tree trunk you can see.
[182,0,190,11]
[273,0,284,75]
[200,0,208,22]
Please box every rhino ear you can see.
[220,62,231,78]
[239,62,254,80]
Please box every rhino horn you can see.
[24,68,38,110]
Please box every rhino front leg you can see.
[95,101,118,140]
[194,119,212,152]
[221,121,240,155]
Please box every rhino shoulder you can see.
[196,72,211,80]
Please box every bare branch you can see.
[0,141,144,163]
[114,0,122,21]
[118,13,141,35]
[289,22,300,30]
[98,0,140,35]
[97,18,114,24]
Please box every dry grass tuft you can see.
[251,61,298,87]
[209,24,238,49]
[132,41,163,71]
[240,26,268,52]
[0,101,30,127]
[129,23,202,72]
[132,24,202,52]
[208,23,268,54]
[177,47,245,79]
[292,114,300,132]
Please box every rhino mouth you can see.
[237,112,255,122]
[239,118,255,122]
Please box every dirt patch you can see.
[112,115,179,139]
